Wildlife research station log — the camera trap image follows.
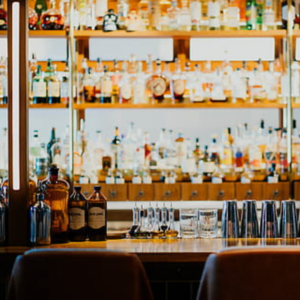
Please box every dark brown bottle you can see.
[68,186,88,242]
[88,186,107,241]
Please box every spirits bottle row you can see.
[0,164,108,246]
[23,118,300,185]
[10,0,300,32]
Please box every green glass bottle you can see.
[246,0,256,30]
[256,0,264,29]
[34,0,47,24]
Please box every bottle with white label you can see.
[132,169,142,184]
[119,61,133,103]
[115,169,125,184]
[142,170,152,184]
[68,186,88,241]
[47,64,61,104]
[211,164,224,184]
[168,170,177,184]
[88,186,107,241]
[179,0,192,31]
[105,169,115,184]
[267,163,279,183]
[33,65,47,104]
[240,163,254,184]
[190,0,201,30]
[208,0,220,30]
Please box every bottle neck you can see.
[49,174,58,183]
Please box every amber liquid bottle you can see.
[42,164,70,243]
[68,186,88,242]
[88,186,107,241]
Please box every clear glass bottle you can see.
[87,186,107,241]
[138,0,150,30]
[179,0,192,31]
[160,204,168,233]
[41,0,64,30]
[132,169,142,184]
[60,61,69,104]
[240,163,254,183]
[211,163,224,184]
[119,62,133,103]
[117,0,129,30]
[208,0,220,30]
[134,205,150,238]
[42,164,70,243]
[129,203,139,237]
[225,0,240,30]
[165,204,178,238]
[33,65,47,104]
[171,58,186,103]
[147,203,155,232]
[133,61,146,104]
[68,186,88,242]
[246,0,257,30]
[100,66,113,103]
[47,64,61,104]
[190,0,202,31]
[150,204,164,238]
[105,169,115,184]
[263,0,276,30]
[29,184,51,246]
[167,0,180,30]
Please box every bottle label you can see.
[132,176,142,184]
[168,177,176,184]
[105,177,115,184]
[101,80,113,94]
[33,81,46,97]
[204,161,215,173]
[241,176,251,184]
[95,0,108,17]
[268,176,278,184]
[212,177,222,184]
[121,83,132,100]
[191,176,203,184]
[264,10,275,26]
[190,2,201,21]
[69,207,85,230]
[173,79,185,96]
[208,2,220,17]
[227,6,239,27]
[48,82,60,97]
[88,207,105,229]
[179,14,191,27]
[152,78,167,97]
[221,148,233,166]
[143,176,152,184]
[115,178,125,184]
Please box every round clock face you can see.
[152,78,167,97]
[173,79,185,95]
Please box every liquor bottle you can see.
[29,53,38,103]
[111,127,122,169]
[100,66,112,103]
[87,186,107,241]
[29,183,51,245]
[148,0,161,30]
[265,61,278,102]
[165,204,178,238]
[83,67,96,103]
[47,65,61,104]
[0,188,7,246]
[190,0,202,31]
[68,186,88,241]
[61,61,69,104]
[30,130,41,175]
[105,169,115,184]
[78,0,87,30]
[133,61,146,104]
[211,163,224,183]
[171,58,185,103]
[265,127,276,173]
[282,1,296,29]
[41,0,64,30]
[33,65,47,104]
[35,0,47,26]
[175,131,187,168]
[249,138,263,173]
[95,0,108,30]
[209,136,220,165]
[159,0,171,30]
[119,62,133,103]
[149,59,168,103]
[179,0,192,31]
[35,143,49,178]
[47,128,56,164]
[138,0,150,30]
[134,205,150,238]
[103,9,118,32]
[267,162,279,183]
[191,162,203,183]
[129,203,139,237]
[232,68,247,103]
[132,169,142,184]
[240,163,254,183]
[263,0,276,30]
[42,164,70,243]
[160,204,168,233]
[220,129,233,173]
[51,138,63,170]
[142,169,152,184]
[86,0,95,30]
[115,169,125,184]
[191,64,204,103]
[225,0,240,30]
[256,0,264,29]
[279,128,288,175]
[29,7,38,30]
[117,0,129,30]
[210,68,227,102]
[208,0,220,30]
[167,0,180,30]
[249,67,266,103]
[246,0,256,30]
[203,144,216,176]
[150,204,164,238]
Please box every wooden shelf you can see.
[0,30,67,38]
[74,29,286,39]
[74,103,286,109]
[29,104,68,109]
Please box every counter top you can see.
[1,238,300,263]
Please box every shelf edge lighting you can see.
[12,2,20,190]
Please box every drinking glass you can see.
[280,200,297,238]
[241,200,259,238]
[198,209,218,238]
[260,200,278,238]
[180,208,198,238]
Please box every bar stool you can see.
[7,249,153,300]
[197,247,300,300]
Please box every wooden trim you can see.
[7,0,29,246]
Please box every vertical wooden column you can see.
[7,0,29,246]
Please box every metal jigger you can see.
[260,200,278,238]
[221,200,239,238]
[241,200,259,238]
[280,200,297,238]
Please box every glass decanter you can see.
[150,204,164,238]
[134,206,150,239]
[41,0,64,30]
[165,204,178,238]
[128,203,139,237]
